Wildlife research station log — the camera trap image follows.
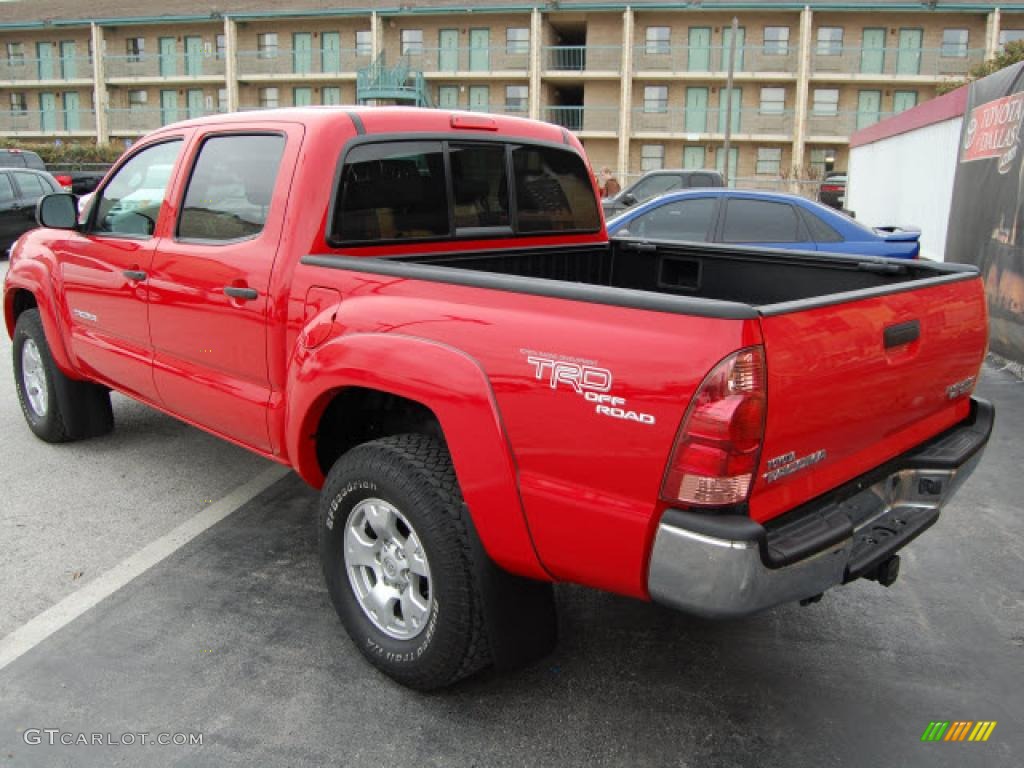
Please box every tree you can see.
[937,40,1024,95]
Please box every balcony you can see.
[0,56,93,84]
[811,46,985,79]
[402,46,529,74]
[0,108,96,135]
[543,46,622,75]
[631,107,795,137]
[236,48,371,79]
[105,53,226,81]
[633,45,798,76]
[806,110,894,138]
[542,106,619,134]
[107,106,224,134]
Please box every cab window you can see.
[92,140,183,237]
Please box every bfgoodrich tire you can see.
[319,434,491,690]
[12,309,113,443]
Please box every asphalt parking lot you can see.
[1,262,1022,767]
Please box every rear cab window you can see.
[329,138,599,246]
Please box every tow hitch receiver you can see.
[862,555,901,587]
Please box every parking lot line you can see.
[0,464,290,673]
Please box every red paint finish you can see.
[3,107,990,603]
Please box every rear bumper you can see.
[647,397,994,619]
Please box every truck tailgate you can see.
[750,278,987,524]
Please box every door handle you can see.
[224,286,258,301]
[122,269,147,281]
[884,320,920,349]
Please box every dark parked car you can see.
[602,169,724,217]
[0,148,111,196]
[818,172,847,209]
[0,168,62,256]
[607,188,921,258]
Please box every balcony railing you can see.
[105,53,226,80]
[107,106,224,133]
[631,107,795,136]
[402,46,529,73]
[0,56,93,82]
[0,109,97,134]
[543,46,622,73]
[542,106,619,133]
[236,48,371,77]
[811,46,985,77]
[632,45,798,75]
[806,109,894,136]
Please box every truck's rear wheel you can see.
[13,309,113,443]
[319,434,491,690]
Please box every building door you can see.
[184,37,203,76]
[438,85,459,108]
[187,89,204,118]
[293,33,313,75]
[721,26,745,71]
[715,146,739,186]
[688,27,711,72]
[159,38,177,77]
[856,89,882,129]
[718,87,741,133]
[293,86,313,106]
[322,86,341,105]
[683,146,706,169]
[896,28,922,75]
[469,85,489,111]
[39,92,57,131]
[469,29,490,71]
[893,90,918,113]
[685,87,708,133]
[439,29,459,71]
[322,32,341,73]
[59,41,77,80]
[160,90,178,124]
[62,91,80,130]
[37,42,55,80]
[860,28,886,74]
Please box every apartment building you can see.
[1,0,1022,184]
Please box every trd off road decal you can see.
[521,349,656,425]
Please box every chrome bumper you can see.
[648,398,993,619]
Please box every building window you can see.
[401,30,424,55]
[259,87,279,108]
[322,86,342,105]
[356,30,372,56]
[507,28,530,54]
[505,85,528,113]
[128,90,148,109]
[812,88,839,115]
[646,27,671,54]
[7,42,25,66]
[644,85,668,113]
[893,90,918,113]
[258,33,278,59]
[215,34,226,60]
[756,147,782,175]
[942,29,969,58]
[764,27,790,56]
[999,29,1024,50]
[760,87,785,114]
[809,148,829,177]
[126,38,145,63]
[9,92,27,115]
[217,88,228,111]
[641,144,665,171]
[816,27,843,56]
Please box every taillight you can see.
[821,184,842,193]
[54,174,73,191]
[661,347,767,507]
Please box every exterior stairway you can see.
[356,54,433,107]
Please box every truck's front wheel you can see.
[319,434,491,690]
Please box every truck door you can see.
[147,126,300,451]
[56,136,187,401]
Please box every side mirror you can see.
[36,193,79,230]
[621,193,637,207]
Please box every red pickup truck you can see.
[4,107,992,690]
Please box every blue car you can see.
[606,188,921,259]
